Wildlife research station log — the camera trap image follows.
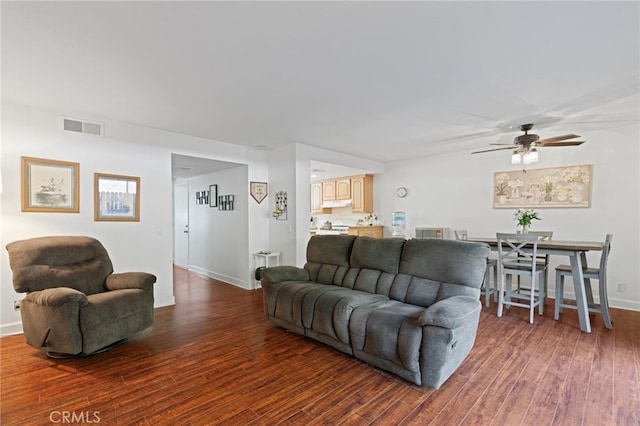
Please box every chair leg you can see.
[529,278,536,324]
[493,263,499,303]
[498,273,506,317]
[554,270,564,320]
[599,278,613,329]
[484,267,491,308]
[538,273,545,316]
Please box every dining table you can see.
[466,237,604,333]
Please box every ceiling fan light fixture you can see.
[511,150,522,164]
[523,147,539,164]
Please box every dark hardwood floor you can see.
[1,267,639,425]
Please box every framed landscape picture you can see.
[494,164,592,209]
[21,156,79,213]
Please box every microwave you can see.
[415,227,451,239]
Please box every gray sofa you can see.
[261,235,490,388]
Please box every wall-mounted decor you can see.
[250,181,268,204]
[209,184,218,207]
[494,164,592,209]
[218,194,234,211]
[196,190,209,205]
[21,156,79,213]
[272,191,287,220]
[94,173,140,221]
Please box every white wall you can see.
[0,101,269,335]
[374,124,640,311]
[185,166,254,288]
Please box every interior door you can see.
[173,183,189,268]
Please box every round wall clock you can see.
[396,187,408,198]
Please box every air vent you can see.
[61,116,104,137]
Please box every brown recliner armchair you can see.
[6,236,156,358]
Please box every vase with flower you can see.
[513,208,540,234]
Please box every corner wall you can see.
[0,101,269,335]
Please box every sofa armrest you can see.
[261,266,310,289]
[416,296,481,329]
[105,272,157,291]
[24,287,88,307]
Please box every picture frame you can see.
[250,181,268,204]
[493,164,592,209]
[94,173,140,221]
[209,184,218,207]
[21,156,79,213]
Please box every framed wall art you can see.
[494,164,592,209]
[250,181,268,204]
[94,173,140,221]
[21,156,79,213]
[209,184,218,207]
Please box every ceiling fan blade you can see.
[536,134,580,144]
[539,141,585,147]
[471,145,517,154]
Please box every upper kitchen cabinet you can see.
[312,174,374,213]
[322,180,336,201]
[351,175,373,213]
[311,182,331,214]
[335,178,351,200]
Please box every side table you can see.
[253,251,281,288]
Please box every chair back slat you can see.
[454,230,468,241]
[496,233,541,271]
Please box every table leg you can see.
[570,252,591,333]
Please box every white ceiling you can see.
[3,2,639,170]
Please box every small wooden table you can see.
[467,237,604,333]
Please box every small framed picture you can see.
[209,184,218,207]
[21,156,80,213]
[94,173,140,221]
[250,181,268,204]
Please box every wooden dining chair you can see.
[554,234,613,329]
[455,230,498,307]
[496,233,546,324]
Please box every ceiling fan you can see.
[471,123,585,164]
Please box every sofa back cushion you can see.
[304,235,357,284]
[392,238,490,306]
[6,236,114,295]
[350,237,405,274]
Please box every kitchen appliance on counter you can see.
[314,224,350,235]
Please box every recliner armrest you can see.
[415,296,481,329]
[261,266,310,289]
[24,287,88,307]
[105,272,157,291]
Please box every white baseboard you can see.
[188,265,251,290]
[0,322,23,337]
[549,290,639,312]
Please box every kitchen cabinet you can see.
[322,180,336,201]
[335,178,351,200]
[313,174,374,213]
[350,174,373,213]
[310,182,331,214]
[348,225,383,238]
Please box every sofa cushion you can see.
[305,289,387,344]
[306,235,357,266]
[352,301,425,372]
[350,237,405,274]
[399,239,489,289]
